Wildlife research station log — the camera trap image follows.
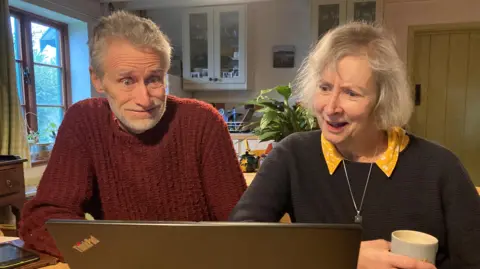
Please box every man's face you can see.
[90,38,167,134]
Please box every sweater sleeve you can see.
[441,156,480,268]
[19,107,94,258]
[228,136,292,222]
[199,109,247,221]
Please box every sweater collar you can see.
[321,127,410,177]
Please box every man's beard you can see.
[106,94,167,134]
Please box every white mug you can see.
[391,230,438,264]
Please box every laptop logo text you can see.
[73,235,100,253]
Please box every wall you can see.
[383,0,480,61]
[20,0,101,24]
[147,0,312,103]
[69,22,92,104]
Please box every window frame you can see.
[9,7,71,137]
[9,7,71,165]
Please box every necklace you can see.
[341,147,378,225]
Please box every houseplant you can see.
[246,84,318,143]
[25,119,58,161]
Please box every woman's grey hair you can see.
[88,11,172,78]
[294,21,413,130]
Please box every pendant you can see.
[354,214,363,224]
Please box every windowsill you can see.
[25,185,37,198]
[31,159,48,167]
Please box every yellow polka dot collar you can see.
[321,127,410,177]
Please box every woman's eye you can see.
[319,84,330,91]
[121,78,134,86]
[345,89,359,97]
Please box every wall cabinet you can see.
[182,5,247,91]
[311,0,382,42]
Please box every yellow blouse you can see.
[321,127,410,177]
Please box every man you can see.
[19,11,247,258]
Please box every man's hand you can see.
[358,240,437,269]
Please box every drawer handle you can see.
[6,180,13,188]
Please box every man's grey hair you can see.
[294,21,413,130]
[88,11,172,77]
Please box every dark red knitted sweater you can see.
[19,96,247,258]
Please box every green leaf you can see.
[244,99,260,105]
[260,87,275,95]
[256,107,271,113]
[275,85,292,101]
[259,131,278,142]
[257,101,279,110]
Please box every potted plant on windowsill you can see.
[36,122,57,160]
[25,119,58,162]
[246,84,319,149]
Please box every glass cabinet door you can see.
[348,0,376,23]
[311,0,346,41]
[183,9,213,82]
[214,6,246,84]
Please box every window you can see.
[9,8,70,146]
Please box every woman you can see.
[229,22,480,269]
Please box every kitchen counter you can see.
[230,133,258,140]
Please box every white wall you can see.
[383,0,480,61]
[147,8,184,58]
[148,0,312,103]
[69,22,92,104]
[20,0,101,23]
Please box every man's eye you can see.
[121,78,134,86]
[148,76,163,84]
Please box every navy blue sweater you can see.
[229,130,480,269]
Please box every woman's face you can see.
[313,55,378,146]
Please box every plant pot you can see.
[28,142,39,161]
[36,143,53,161]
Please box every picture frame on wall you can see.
[273,45,295,68]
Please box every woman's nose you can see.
[324,91,342,115]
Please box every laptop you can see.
[46,220,362,269]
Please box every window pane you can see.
[37,107,63,143]
[31,22,61,66]
[34,64,62,105]
[15,62,24,104]
[9,16,21,60]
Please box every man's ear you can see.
[90,67,105,94]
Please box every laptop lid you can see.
[46,220,362,269]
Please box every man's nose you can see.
[134,82,153,108]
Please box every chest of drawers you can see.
[0,156,27,233]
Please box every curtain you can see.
[0,0,30,167]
